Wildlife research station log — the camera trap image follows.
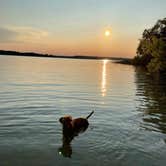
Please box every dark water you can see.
[0,55,166,166]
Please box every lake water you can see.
[0,55,166,166]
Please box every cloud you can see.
[12,26,49,43]
[0,27,18,42]
[0,26,49,43]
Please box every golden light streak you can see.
[101,59,108,96]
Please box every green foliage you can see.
[133,18,166,74]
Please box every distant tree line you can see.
[133,18,166,74]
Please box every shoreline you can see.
[0,50,132,63]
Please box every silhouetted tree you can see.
[133,18,166,74]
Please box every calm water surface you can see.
[0,55,166,166]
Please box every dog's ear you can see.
[59,117,64,124]
[59,116,72,124]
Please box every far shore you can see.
[0,50,132,64]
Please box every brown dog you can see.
[59,111,94,136]
[58,111,94,157]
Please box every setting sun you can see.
[105,30,111,37]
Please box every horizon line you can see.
[0,49,132,60]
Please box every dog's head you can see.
[59,116,72,125]
[59,116,73,136]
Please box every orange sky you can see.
[0,27,140,57]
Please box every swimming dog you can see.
[59,111,94,136]
[58,111,94,157]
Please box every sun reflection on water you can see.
[101,59,108,97]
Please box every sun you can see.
[105,30,110,37]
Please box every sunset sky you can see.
[0,0,166,57]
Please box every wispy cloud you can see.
[0,27,18,42]
[0,26,49,43]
